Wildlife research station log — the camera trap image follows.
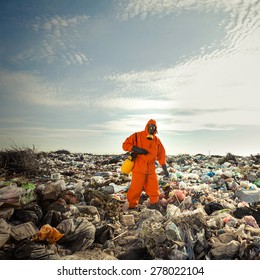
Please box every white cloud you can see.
[33,15,89,32]
[13,15,90,66]
[91,114,171,133]
[102,41,259,108]
[100,42,260,130]
[170,110,260,132]
[1,127,103,144]
[103,0,260,133]
[0,70,57,104]
[74,52,88,64]
[103,69,182,97]
[0,117,27,124]
[115,0,258,22]
[4,1,260,132]
[93,96,178,110]
[0,125,105,153]
[0,70,85,107]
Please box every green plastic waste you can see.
[21,183,36,191]
[254,179,260,187]
[20,183,36,205]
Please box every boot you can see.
[147,202,161,211]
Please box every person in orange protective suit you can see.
[122,119,169,209]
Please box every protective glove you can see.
[131,145,148,155]
[162,164,169,178]
[129,151,137,160]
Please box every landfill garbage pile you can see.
[0,149,260,260]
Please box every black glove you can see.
[162,164,169,178]
[131,145,148,155]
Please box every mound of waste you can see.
[1,149,260,260]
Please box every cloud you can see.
[12,15,90,66]
[98,45,260,133]
[0,117,27,125]
[0,70,96,109]
[103,67,190,99]
[93,96,178,110]
[32,15,89,32]
[115,0,203,21]
[96,107,260,135]
[0,70,62,105]
[171,109,260,132]
[1,126,102,138]
[103,0,260,131]
[3,0,259,136]
[115,0,260,66]
[0,68,178,110]
[102,44,259,108]
[115,0,259,22]
[90,114,171,133]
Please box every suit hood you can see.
[145,119,158,134]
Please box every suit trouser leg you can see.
[144,173,159,204]
[127,172,146,208]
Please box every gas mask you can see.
[147,124,156,140]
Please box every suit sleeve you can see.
[122,133,137,152]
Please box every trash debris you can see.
[0,150,259,259]
[33,224,63,244]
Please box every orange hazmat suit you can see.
[122,119,167,208]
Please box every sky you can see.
[0,0,259,156]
